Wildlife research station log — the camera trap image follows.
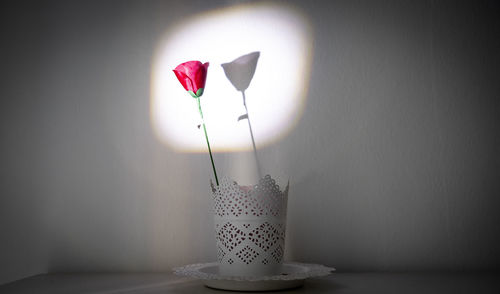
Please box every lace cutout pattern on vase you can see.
[212,175,288,218]
[212,175,288,268]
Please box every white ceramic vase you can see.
[211,175,288,277]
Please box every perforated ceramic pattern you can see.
[216,222,246,251]
[248,222,285,252]
[211,175,288,218]
[215,221,286,266]
[212,175,288,270]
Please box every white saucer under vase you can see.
[173,262,335,291]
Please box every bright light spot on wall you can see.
[151,3,312,152]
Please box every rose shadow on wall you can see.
[222,51,263,178]
[150,3,313,152]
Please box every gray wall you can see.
[1,0,499,285]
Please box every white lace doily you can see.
[173,262,335,282]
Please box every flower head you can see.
[173,61,209,98]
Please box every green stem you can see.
[197,97,219,186]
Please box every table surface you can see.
[1,272,499,294]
